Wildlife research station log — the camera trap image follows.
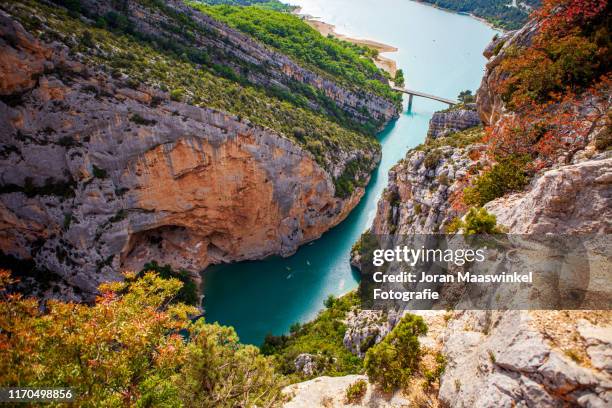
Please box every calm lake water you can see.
[202,0,498,345]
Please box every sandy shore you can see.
[300,15,398,76]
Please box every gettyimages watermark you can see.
[355,234,612,310]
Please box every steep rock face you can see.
[427,105,481,139]
[476,20,539,126]
[361,145,612,408]
[0,11,378,299]
[364,127,611,408]
[370,143,484,237]
[486,154,612,234]
[351,43,612,404]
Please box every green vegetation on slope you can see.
[418,0,539,30]
[6,0,380,196]
[196,0,292,11]
[0,271,287,407]
[261,292,363,381]
[190,1,402,106]
[463,155,530,206]
[446,207,504,235]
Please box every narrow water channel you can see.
[202,0,499,345]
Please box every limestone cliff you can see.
[0,1,395,300]
[427,104,481,140]
[475,19,539,126]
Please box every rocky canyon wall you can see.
[0,4,384,300]
[311,15,612,406]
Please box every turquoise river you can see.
[202,0,499,344]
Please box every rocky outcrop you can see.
[427,105,481,139]
[347,22,612,404]
[0,8,382,299]
[294,353,320,377]
[439,311,612,407]
[487,154,612,234]
[342,310,402,357]
[283,375,411,408]
[476,21,539,126]
[371,141,484,237]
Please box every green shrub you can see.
[492,39,505,56]
[423,352,447,386]
[444,217,464,234]
[364,314,427,392]
[351,230,379,267]
[57,135,77,147]
[463,155,529,206]
[130,113,157,126]
[139,261,199,306]
[345,379,367,404]
[394,69,405,87]
[324,294,337,309]
[458,90,475,103]
[423,149,442,169]
[333,157,370,198]
[170,88,185,102]
[416,126,484,152]
[448,207,503,235]
[62,213,73,231]
[437,173,449,186]
[92,165,107,179]
[0,177,76,199]
[1,271,286,407]
[109,209,127,223]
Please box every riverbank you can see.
[296,10,398,76]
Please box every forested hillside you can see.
[190,1,400,105]
[419,0,540,29]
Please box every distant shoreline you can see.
[410,0,506,32]
[294,8,398,76]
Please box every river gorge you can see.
[202,0,499,345]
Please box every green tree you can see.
[179,322,286,407]
[364,314,427,392]
[458,89,475,103]
[394,69,405,87]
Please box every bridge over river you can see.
[392,86,458,109]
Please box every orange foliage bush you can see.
[486,0,610,166]
[486,77,611,166]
